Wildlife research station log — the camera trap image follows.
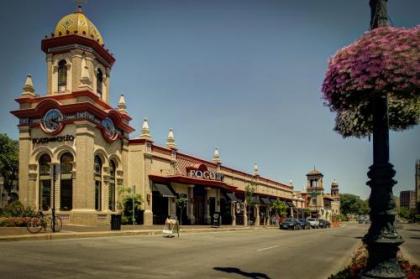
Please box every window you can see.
[109,160,116,211]
[58,60,67,92]
[94,155,102,211]
[60,153,73,211]
[38,154,51,211]
[96,68,103,97]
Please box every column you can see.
[205,187,211,225]
[231,202,236,226]
[243,201,248,226]
[188,185,195,224]
[255,205,260,226]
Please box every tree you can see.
[340,194,369,216]
[118,186,143,224]
[245,182,257,224]
[245,183,256,206]
[0,134,19,199]
[271,200,288,218]
[399,207,415,221]
[176,194,188,226]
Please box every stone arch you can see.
[31,147,54,164]
[93,148,109,166]
[108,154,121,170]
[54,145,76,164]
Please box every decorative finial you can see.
[76,0,86,12]
[253,163,259,176]
[166,128,176,149]
[289,179,293,186]
[22,74,35,96]
[118,94,127,113]
[140,118,152,140]
[212,147,221,164]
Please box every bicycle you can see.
[27,211,62,233]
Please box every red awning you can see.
[149,174,237,192]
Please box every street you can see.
[0,223,373,279]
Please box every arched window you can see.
[109,160,116,211]
[94,155,102,211]
[38,154,51,211]
[96,68,103,97]
[58,60,67,92]
[60,153,73,211]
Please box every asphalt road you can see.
[0,223,373,279]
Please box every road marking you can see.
[257,245,278,252]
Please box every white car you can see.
[306,218,319,228]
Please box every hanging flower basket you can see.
[322,26,420,137]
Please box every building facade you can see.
[302,169,340,221]
[400,190,416,210]
[11,8,338,226]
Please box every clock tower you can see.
[11,6,134,225]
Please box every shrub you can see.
[0,201,36,218]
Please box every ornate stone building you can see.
[303,168,340,221]
[11,7,305,226]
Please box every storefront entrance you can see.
[152,191,169,224]
[220,197,232,225]
[193,185,206,224]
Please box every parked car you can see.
[280,218,302,230]
[306,218,320,228]
[358,215,370,224]
[297,219,311,230]
[319,219,331,228]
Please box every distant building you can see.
[400,190,416,209]
[302,168,340,221]
[416,160,420,213]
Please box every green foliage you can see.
[176,194,188,209]
[399,207,416,220]
[271,200,288,217]
[176,194,188,225]
[0,134,18,195]
[340,194,369,216]
[118,186,143,224]
[245,183,256,206]
[0,201,36,217]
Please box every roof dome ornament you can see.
[22,74,35,96]
[118,94,127,113]
[54,4,104,45]
[253,163,259,176]
[166,128,176,149]
[212,148,221,164]
[140,118,152,141]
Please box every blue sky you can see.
[0,0,418,198]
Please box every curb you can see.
[0,226,278,242]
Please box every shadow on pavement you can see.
[213,267,271,279]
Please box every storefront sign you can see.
[32,135,75,144]
[188,169,224,181]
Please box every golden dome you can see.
[54,9,104,45]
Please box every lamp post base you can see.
[361,240,405,279]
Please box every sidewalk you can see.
[0,224,279,242]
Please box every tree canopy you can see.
[340,193,369,216]
[0,134,18,195]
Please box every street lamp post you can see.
[361,1,405,278]
[51,163,59,233]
